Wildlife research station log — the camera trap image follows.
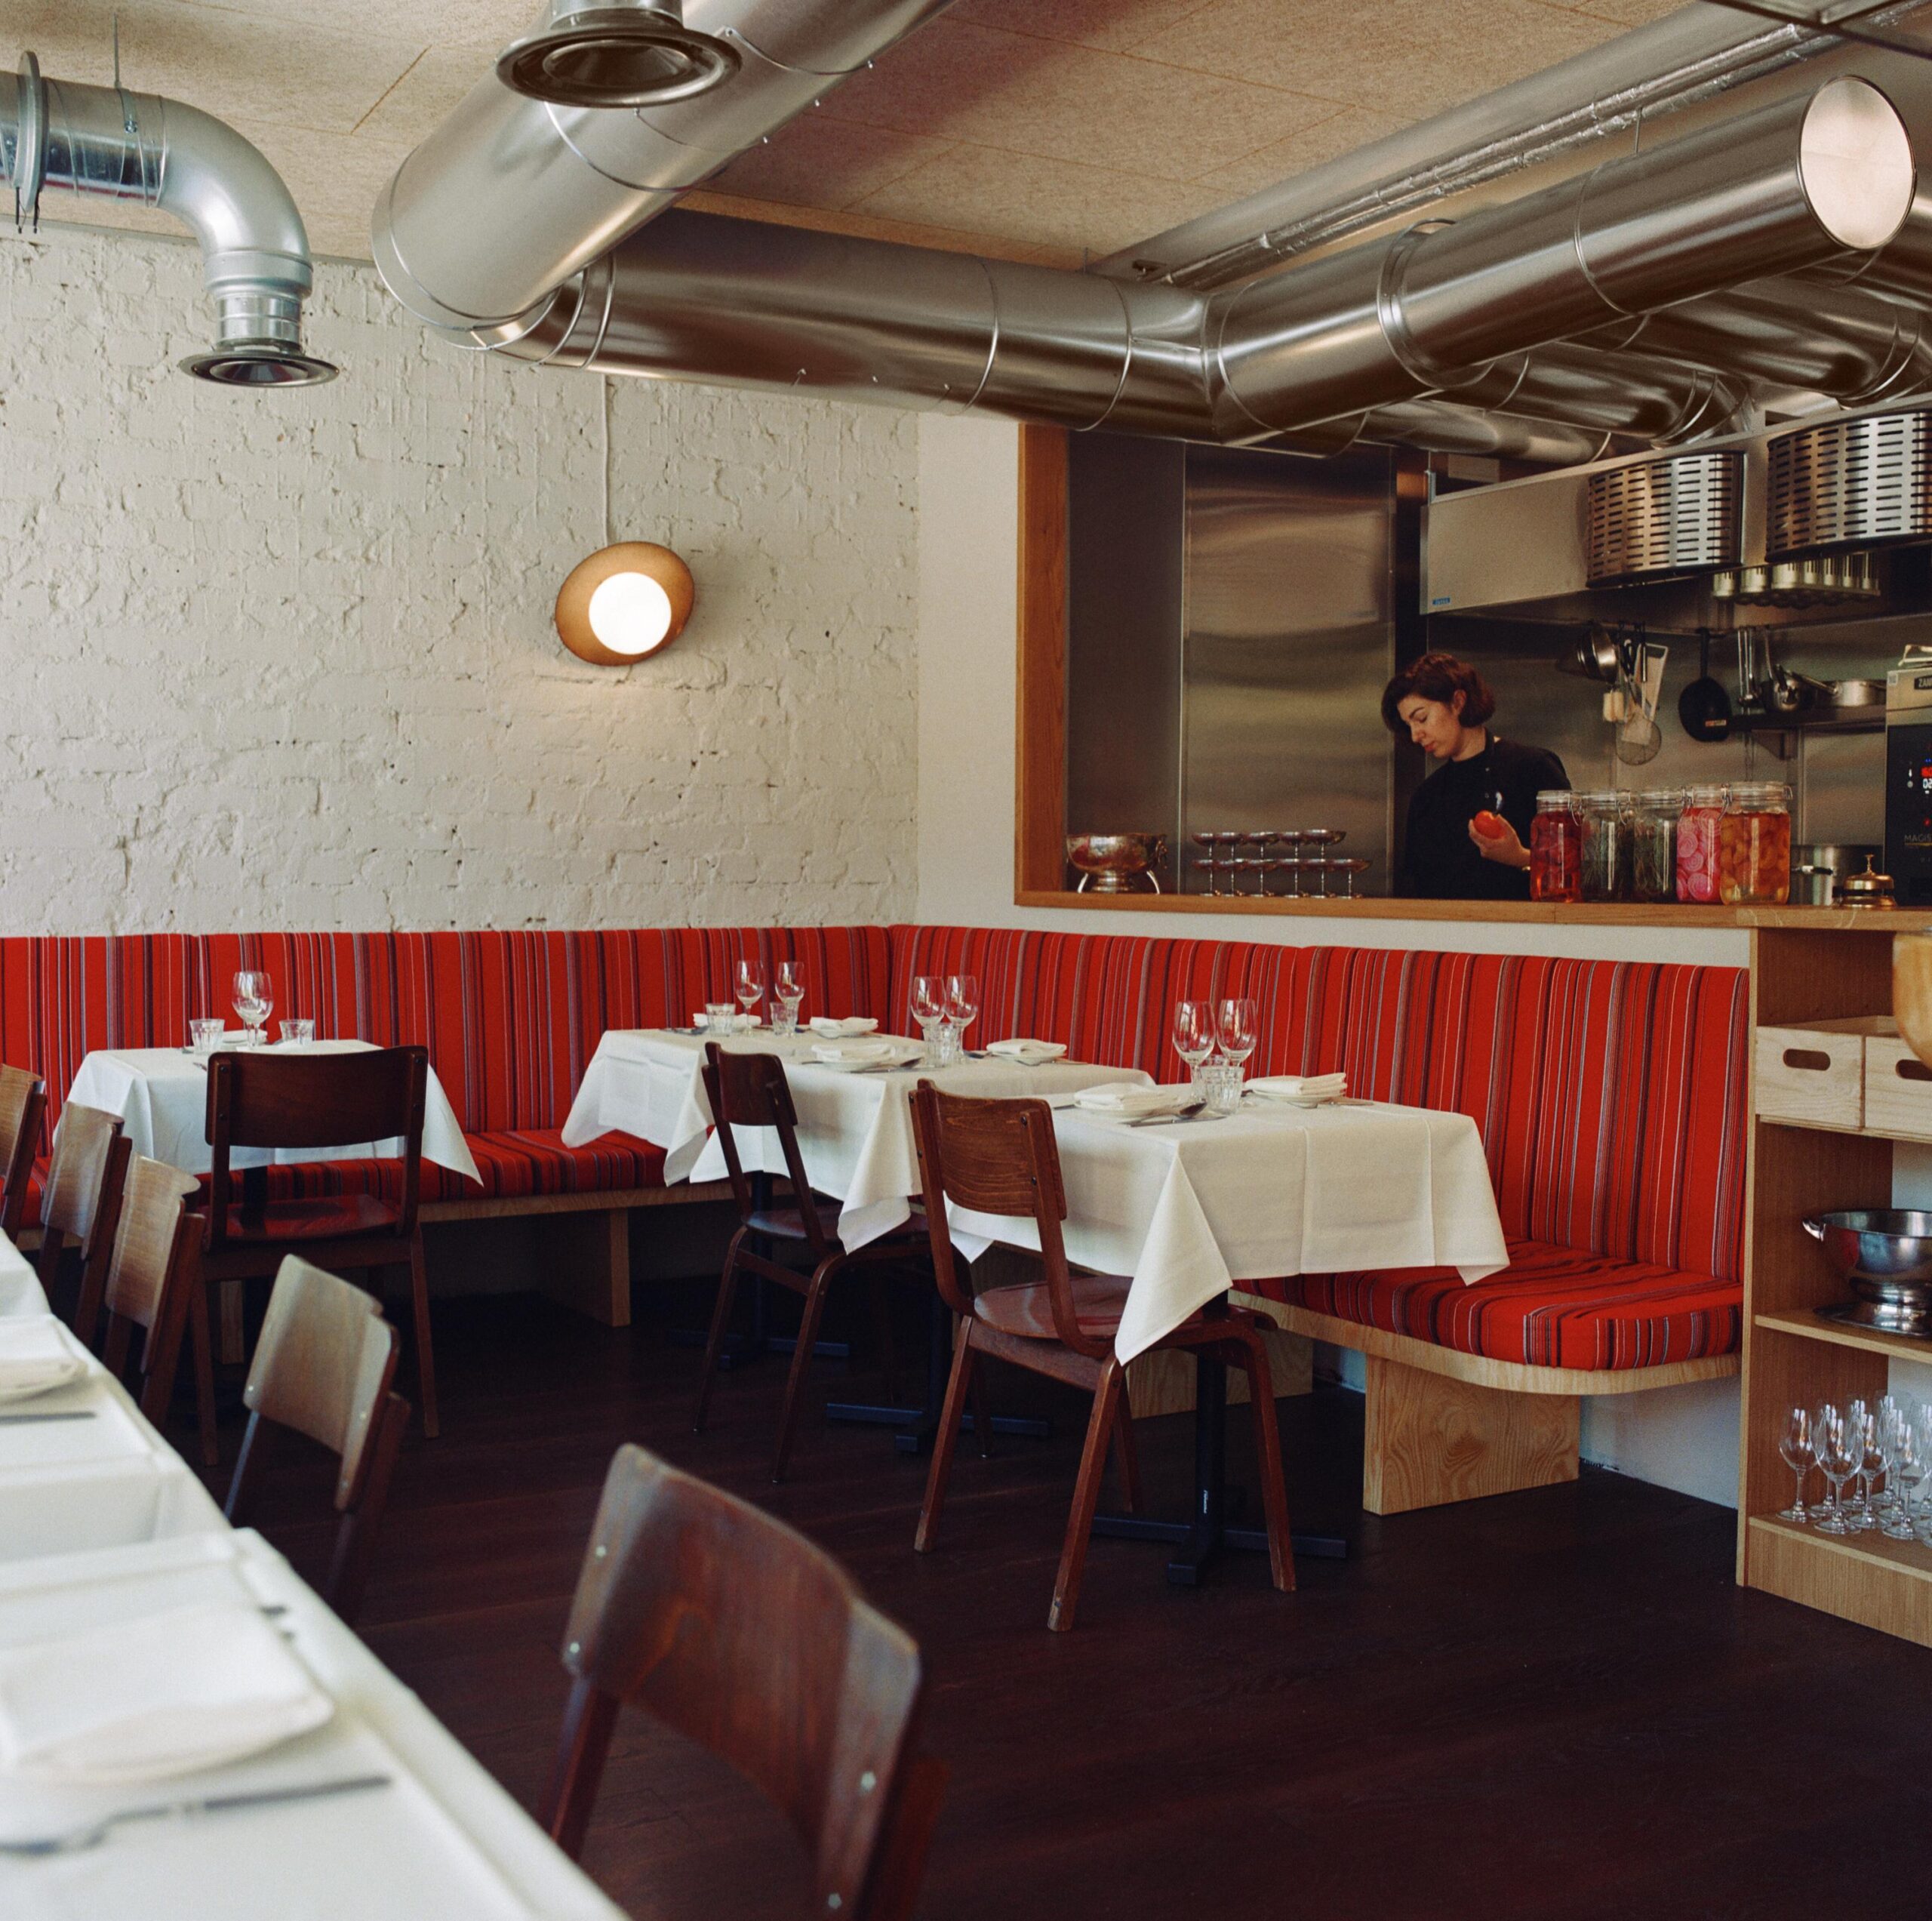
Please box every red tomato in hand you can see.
[1472,809,1508,841]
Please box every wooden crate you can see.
[1754,1014,1894,1131]
[1864,1030,1932,1141]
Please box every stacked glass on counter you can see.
[1526,783,1794,907]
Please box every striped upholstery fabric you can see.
[1252,1238,1744,1371]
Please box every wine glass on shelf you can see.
[1173,1000,1215,1088]
[1813,1405,1856,1535]
[1777,1408,1814,1522]
[232,970,273,1047]
[1883,1412,1922,1541]
[772,960,804,1038]
[1217,997,1258,1078]
[1847,1399,1880,1529]
[734,959,765,1028]
[945,974,980,1058]
[1873,1395,1905,1522]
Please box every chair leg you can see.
[1231,1335,1295,1594]
[772,1254,840,1483]
[189,1278,219,1470]
[693,1231,749,1434]
[915,1319,977,1554]
[1050,1359,1124,1634]
[1110,1395,1142,1516]
[407,1230,439,1441]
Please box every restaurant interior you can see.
[7,0,1932,1913]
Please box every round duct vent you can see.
[497,7,740,109]
[179,343,339,388]
[1586,449,1743,586]
[1766,409,1932,560]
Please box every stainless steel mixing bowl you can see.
[1065,833,1167,894]
[1804,1210,1932,1336]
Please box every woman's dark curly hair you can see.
[1380,652,1497,735]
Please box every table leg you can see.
[1091,1352,1346,1581]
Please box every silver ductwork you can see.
[1,54,334,386]
[370,0,955,340]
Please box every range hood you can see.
[1426,400,1932,625]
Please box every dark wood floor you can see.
[194,1285,1932,1920]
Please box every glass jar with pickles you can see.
[1717,781,1792,905]
[1675,783,1727,904]
[1630,790,1683,904]
[1528,790,1580,903]
[1574,790,1632,903]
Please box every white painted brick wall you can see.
[0,224,920,933]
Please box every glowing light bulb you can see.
[586,571,674,656]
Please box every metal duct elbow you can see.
[1210,75,1914,436]
[2,55,334,386]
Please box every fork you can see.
[0,1774,392,1858]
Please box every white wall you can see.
[0,226,920,932]
[917,413,1744,1507]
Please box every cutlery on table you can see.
[0,1410,96,1426]
[0,1774,393,1858]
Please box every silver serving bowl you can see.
[1065,833,1167,894]
[1804,1210,1932,1337]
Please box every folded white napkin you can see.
[694,1010,761,1029]
[986,1038,1068,1065]
[0,1601,334,1783]
[1072,1083,1198,1118]
[809,1017,879,1038]
[1247,1073,1348,1104]
[811,1038,920,1067]
[0,1322,87,1405]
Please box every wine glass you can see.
[1217,997,1258,1073]
[1814,1405,1857,1535]
[1173,1000,1215,1085]
[912,974,948,1064]
[1847,1399,1880,1529]
[1883,1413,1922,1541]
[1873,1395,1906,1521]
[773,960,804,1037]
[944,974,980,1064]
[734,959,765,1027]
[1777,1407,1814,1522]
[232,970,273,1046]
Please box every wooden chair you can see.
[541,1444,946,1920]
[693,1044,928,1482]
[909,1082,1297,1632]
[199,1045,439,1439]
[94,1153,218,1467]
[39,1103,131,1340]
[0,1064,46,1243]
[224,1256,411,1627]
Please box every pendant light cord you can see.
[599,377,614,549]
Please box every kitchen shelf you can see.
[1758,1113,1932,1148]
[1754,1310,1932,1367]
[1746,1514,1932,1647]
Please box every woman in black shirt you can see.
[1383,653,1569,901]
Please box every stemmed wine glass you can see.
[1777,1407,1814,1523]
[1217,997,1258,1076]
[1173,1000,1215,1086]
[1883,1410,1922,1541]
[945,974,980,1058]
[735,960,765,1028]
[1814,1405,1857,1536]
[1847,1399,1880,1530]
[232,970,273,1047]
[773,960,804,1037]
[912,974,949,1064]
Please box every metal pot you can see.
[1805,1209,1932,1336]
[1791,843,1879,907]
[1065,833,1167,894]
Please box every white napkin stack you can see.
[0,1601,334,1782]
[986,1038,1068,1066]
[0,1322,88,1404]
[808,1017,880,1039]
[1071,1083,1198,1119]
[810,1038,920,1067]
[694,1010,761,1029]
[1247,1073,1349,1106]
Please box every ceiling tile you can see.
[945,0,1227,54]
[1188,103,1416,204]
[0,0,425,134]
[1131,0,1623,123]
[171,0,529,46]
[824,17,1353,181]
[709,117,957,214]
[352,43,491,143]
[848,141,1228,257]
[226,121,414,261]
[1537,0,1688,22]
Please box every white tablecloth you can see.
[561,1030,1152,1248]
[947,1094,1509,1362]
[0,1530,626,1921]
[66,1043,481,1187]
[0,1236,48,1319]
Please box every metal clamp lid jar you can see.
[1718,782,1792,907]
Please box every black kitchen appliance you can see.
[1885,646,1932,906]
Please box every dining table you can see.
[65,1040,481,1187]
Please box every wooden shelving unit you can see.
[1740,923,1932,1647]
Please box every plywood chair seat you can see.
[209,1192,405,1245]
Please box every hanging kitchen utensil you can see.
[1617,633,1665,765]
[1557,622,1624,685]
[1679,626,1731,742]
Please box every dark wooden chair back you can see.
[542,1445,942,1919]
[97,1155,205,1429]
[42,1104,132,1342]
[205,1046,428,1248]
[225,1256,410,1624]
[700,1045,826,1251]
[0,1064,46,1242]
[910,1082,1100,1356]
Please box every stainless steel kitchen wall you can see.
[1179,444,1399,894]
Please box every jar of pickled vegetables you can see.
[1575,790,1632,903]
[1718,781,1792,905]
[1529,790,1580,903]
[1631,790,1683,904]
[1675,783,1727,904]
